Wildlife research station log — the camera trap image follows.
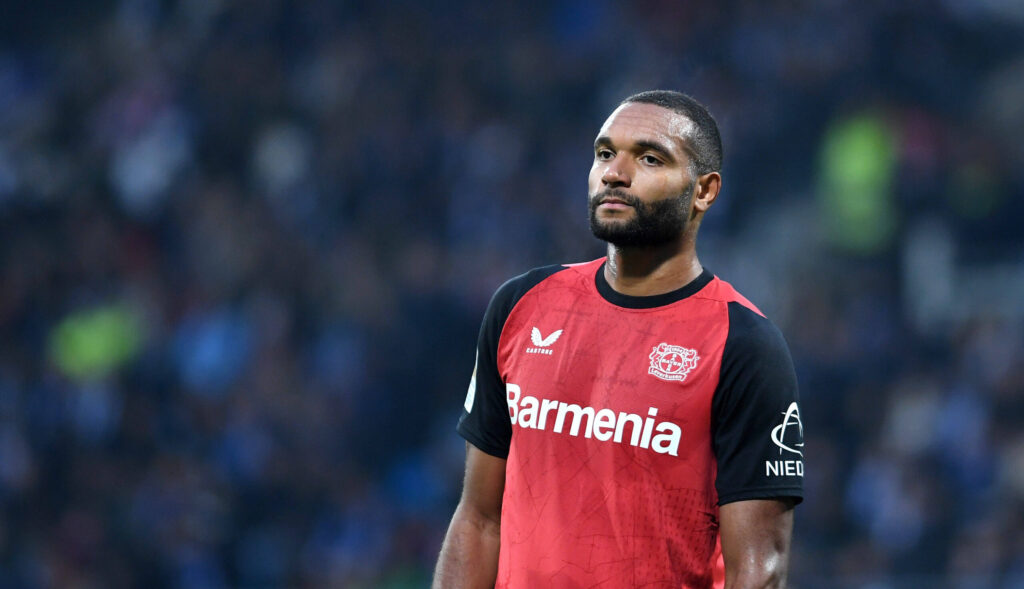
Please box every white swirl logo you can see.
[770,402,804,456]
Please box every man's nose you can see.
[601,156,631,187]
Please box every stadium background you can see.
[1,0,1023,587]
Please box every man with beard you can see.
[433,91,804,589]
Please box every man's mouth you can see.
[597,194,635,211]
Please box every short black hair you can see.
[621,90,723,175]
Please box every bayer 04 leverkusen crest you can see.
[648,343,700,382]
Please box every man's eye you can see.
[642,155,662,166]
[597,149,614,160]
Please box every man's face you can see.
[588,102,697,247]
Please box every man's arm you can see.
[432,443,506,589]
[719,498,795,589]
[712,302,802,587]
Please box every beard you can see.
[588,184,693,248]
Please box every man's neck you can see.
[603,241,703,297]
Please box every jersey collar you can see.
[594,262,714,309]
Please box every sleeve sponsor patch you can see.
[765,401,804,477]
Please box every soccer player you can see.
[433,91,804,588]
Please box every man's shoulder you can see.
[491,258,602,305]
[695,274,791,354]
[697,276,792,364]
[698,273,764,317]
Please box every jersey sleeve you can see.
[712,302,804,505]
[457,265,567,459]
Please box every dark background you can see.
[0,0,1022,587]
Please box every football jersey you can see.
[457,258,803,588]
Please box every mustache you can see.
[589,188,643,208]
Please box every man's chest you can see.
[496,295,729,455]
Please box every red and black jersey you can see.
[457,258,804,589]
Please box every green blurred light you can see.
[50,303,143,381]
[819,111,898,254]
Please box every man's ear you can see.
[692,172,721,214]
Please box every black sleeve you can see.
[712,302,804,505]
[456,265,567,459]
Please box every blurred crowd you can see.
[1,0,1023,587]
